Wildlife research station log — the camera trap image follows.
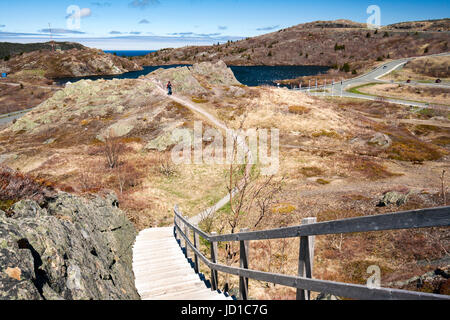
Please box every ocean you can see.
[104,50,156,57]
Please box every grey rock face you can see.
[377,191,410,207]
[368,133,392,148]
[0,192,140,300]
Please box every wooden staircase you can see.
[133,227,234,300]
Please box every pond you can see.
[56,64,330,87]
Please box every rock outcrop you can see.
[7,48,142,79]
[0,192,139,300]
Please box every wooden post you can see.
[210,232,219,291]
[193,231,200,273]
[296,217,317,300]
[239,228,249,300]
[183,216,190,259]
[174,216,178,242]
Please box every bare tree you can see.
[441,170,447,206]
[158,152,177,177]
[104,131,123,169]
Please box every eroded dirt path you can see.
[149,80,253,225]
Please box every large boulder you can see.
[377,191,410,207]
[0,192,139,300]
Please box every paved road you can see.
[0,108,34,125]
[295,52,450,108]
[0,81,61,125]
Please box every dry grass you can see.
[288,105,310,115]
[357,83,450,105]
[383,56,450,82]
[191,97,209,104]
[347,157,402,180]
[0,165,55,212]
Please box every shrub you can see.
[288,105,310,115]
[104,134,124,169]
[191,97,208,103]
[334,43,345,51]
[0,166,55,211]
[312,130,341,139]
[299,166,324,177]
[341,63,351,73]
[387,139,443,163]
[350,158,401,180]
[316,179,330,185]
[271,203,296,214]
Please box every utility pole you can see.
[331,79,334,97]
[48,23,55,53]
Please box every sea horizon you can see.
[104,50,156,57]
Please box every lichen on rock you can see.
[0,192,140,300]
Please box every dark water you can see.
[56,64,330,87]
[104,50,156,57]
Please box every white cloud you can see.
[66,8,92,20]
[129,0,160,9]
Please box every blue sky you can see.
[0,0,449,49]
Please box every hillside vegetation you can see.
[0,61,448,299]
[383,55,450,82]
[0,41,86,59]
[6,47,142,79]
[137,19,449,75]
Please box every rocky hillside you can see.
[387,19,450,32]
[0,41,86,60]
[0,61,448,299]
[136,19,449,72]
[0,61,243,227]
[6,47,142,79]
[0,166,139,300]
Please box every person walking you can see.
[167,81,173,95]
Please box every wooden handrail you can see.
[175,205,450,241]
[173,205,450,300]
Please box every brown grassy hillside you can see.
[136,19,449,75]
[7,48,142,79]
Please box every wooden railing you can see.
[173,205,450,300]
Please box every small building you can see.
[0,65,8,78]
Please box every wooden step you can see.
[133,227,233,300]
[136,274,200,291]
[141,279,206,297]
[134,262,193,274]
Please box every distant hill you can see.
[0,41,86,59]
[6,47,143,78]
[386,18,450,32]
[136,19,449,73]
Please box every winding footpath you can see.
[132,80,254,300]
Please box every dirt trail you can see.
[150,80,253,225]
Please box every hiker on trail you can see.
[167,81,173,95]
